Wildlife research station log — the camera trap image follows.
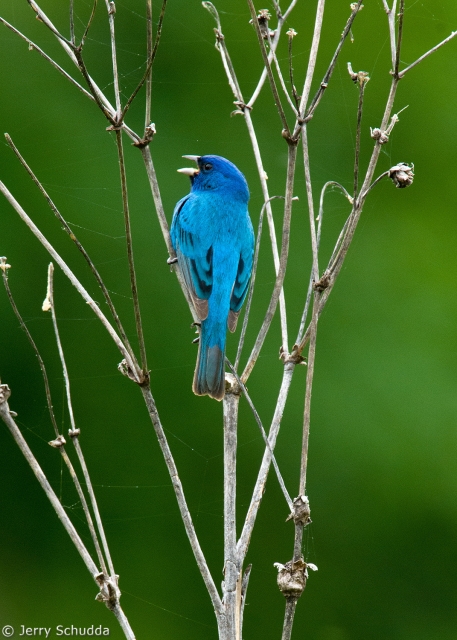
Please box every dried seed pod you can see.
[388,163,414,188]
[274,558,317,599]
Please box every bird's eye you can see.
[203,162,213,171]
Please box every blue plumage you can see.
[171,155,254,400]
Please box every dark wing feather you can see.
[228,225,254,332]
[170,194,213,321]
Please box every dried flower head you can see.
[286,28,298,39]
[370,127,389,144]
[0,257,11,273]
[388,163,414,188]
[257,9,271,21]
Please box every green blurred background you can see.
[1,1,457,638]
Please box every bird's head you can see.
[178,155,249,203]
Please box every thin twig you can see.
[226,361,294,513]
[121,0,168,122]
[242,143,297,382]
[299,299,319,496]
[267,30,298,115]
[296,182,352,344]
[4,133,136,363]
[145,0,153,128]
[399,30,457,78]
[352,71,369,202]
[237,362,295,562]
[114,130,148,375]
[223,390,240,639]
[246,0,291,136]
[360,170,389,199]
[0,182,142,382]
[302,126,319,282]
[281,598,298,640]
[1,264,59,437]
[0,386,99,577]
[394,0,405,79]
[69,0,75,44]
[0,387,135,639]
[24,0,140,141]
[140,384,224,618]
[247,0,298,108]
[304,0,363,122]
[46,263,116,578]
[386,0,398,70]
[294,0,326,135]
[140,147,199,325]
[0,18,95,103]
[104,0,122,116]
[79,0,98,50]
[3,260,110,576]
[234,196,285,370]
[287,30,300,109]
[243,112,289,357]
[27,0,74,47]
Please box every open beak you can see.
[177,155,200,176]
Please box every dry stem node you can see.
[69,428,81,438]
[95,573,121,605]
[251,9,276,40]
[274,558,317,599]
[48,435,67,448]
[0,384,11,405]
[279,346,306,366]
[133,123,156,149]
[0,257,11,273]
[225,372,241,396]
[347,62,370,87]
[314,272,331,291]
[388,162,414,188]
[286,495,311,526]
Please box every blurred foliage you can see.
[0,1,457,638]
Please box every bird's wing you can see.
[171,194,213,321]
[228,219,255,332]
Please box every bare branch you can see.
[0,18,94,102]
[46,263,116,578]
[104,0,121,116]
[296,0,326,123]
[394,0,405,78]
[27,0,74,47]
[4,133,136,363]
[0,182,142,383]
[246,1,291,136]
[235,196,285,370]
[302,126,319,283]
[114,130,148,375]
[223,389,240,639]
[79,0,98,50]
[0,385,98,578]
[399,30,457,78]
[121,0,168,122]
[304,1,364,123]
[145,0,153,128]
[237,362,296,562]
[242,143,298,383]
[140,385,224,618]
[69,0,75,44]
[226,362,294,513]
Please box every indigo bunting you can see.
[171,155,254,400]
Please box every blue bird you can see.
[171,155,254,401]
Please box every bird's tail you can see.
[193,319,226,401]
